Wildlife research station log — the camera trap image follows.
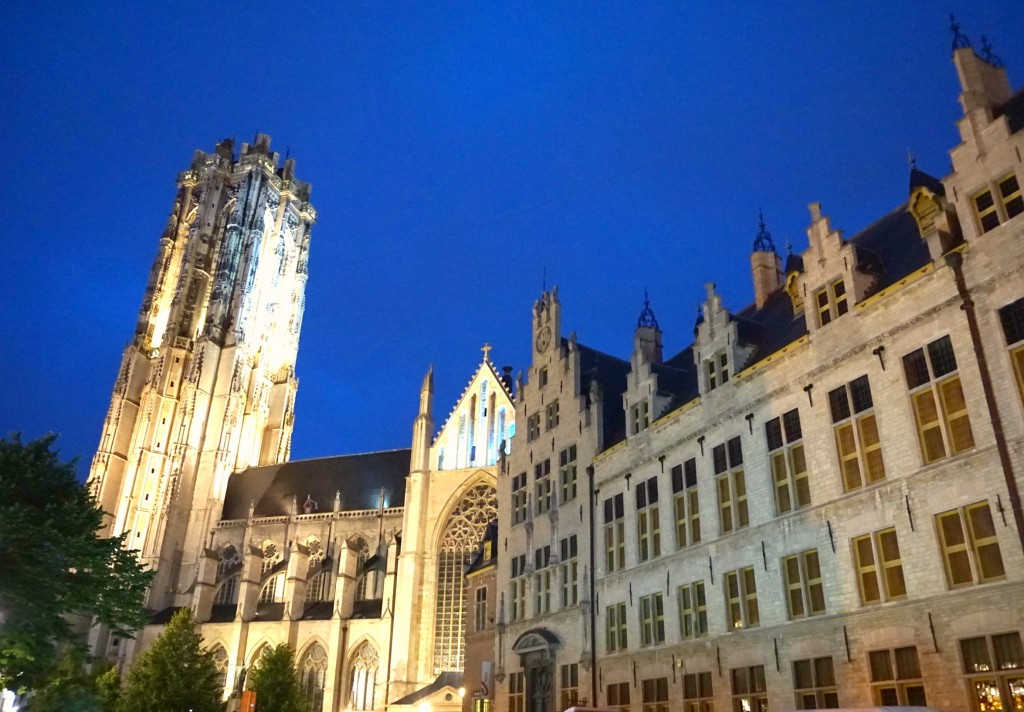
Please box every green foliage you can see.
[23,646,103,712]
[94,661,122,711]
[247,644,306,712]
[0,434,153,692]
[117,609,224,712]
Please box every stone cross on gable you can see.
[481,343,492,362]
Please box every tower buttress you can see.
[411,367,434,474]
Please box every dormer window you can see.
[814,279,848,327]
[631,401,650,434]
[706,353,729,391]
[975,174,1022,234]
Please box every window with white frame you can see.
[215,575,239,605]
[349,643,379,711]
[559,444,578,503]
[535,459,552,514]
[606,602,628,653]
[706,352,729,391]
[903,335,975,463]
[559,535,578,608]
[510,555,527,622]
[714,437,748,533]
[936,501,1006,588]
[258,574,283,604]
[604,493,625,572]
[672,458,701,548]
[765,408,810,514]
[534,546,551,615]
[512,472,528,525]
[829,375,885,491]
[636,476,661,562]
[305,571,330,603]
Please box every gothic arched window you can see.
[210,643,229,693]
[349,643,379,711]
[300,643,328,712]
[353,538,371,600]
[305,536,325,571]
[261,540,282,574]
[433,481,498,674]
[258,574,283,604]
[305,571,329,603]
[214,575,239,605]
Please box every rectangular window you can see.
[604,493,626,572]
[526,413,541,442]
[783,549,826,619]
[976,187,1001,232]
[546,400,560,430]
[510,555,526,622]
[829,375,885,490]
[999,297,1024,408]
[714,437,748,534]
[605,602,628,653]
[473,586,487,632]
[793,656,838,709]
[975,174,1023,234]
[636,476,662,561]
[512,473,528,525]
[632,400,651,433]
[678,580,708,639]
[559,663,579,710]
[724,566,759,630]
[960,632,1024,712]
[731,665,767,712]
[815,278,849,327]
[853,527,906,604]
[534,546,551,615]
[509,671,525,712]
[936,502,1006,588]
[535,459,552,514]
[765,409,810,514]
[672,458,701,548]
[1000,173,1024,219]
[903,335,975,462]
[538,366,548,388]
[869,646,927,707]
[559,535,578,608]
[607,682,631,711]
[641,677,669,712]
[707,352,729,391]
[639,593,665,647]
[683,671,714,712]
[559,445,578,503]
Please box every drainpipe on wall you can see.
[946,250,1024,554]
[587,465,598,706]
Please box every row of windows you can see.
[512,444,578,524]
[507,536,580,621]
[974,172,1023,234]
[525,400,560,441]
[603,334,982,572]
[603,504,1005,649]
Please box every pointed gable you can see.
[432,359,515,471]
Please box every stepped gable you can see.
[222,449,411,519]
[994,87,1024,133]
[573,340,631,450]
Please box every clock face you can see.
[536,325,552,353]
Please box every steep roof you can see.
[574,341,631,449]
[222,449,411,519]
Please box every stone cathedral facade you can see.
[87,135,515,712]
[492,46,1024,712]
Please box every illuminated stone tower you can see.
[87,135,315,611]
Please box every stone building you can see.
[494,47,1024,712]
[86,135,515,711]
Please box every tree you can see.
[0,434,152,692]
[117,608,224,712]
[247,644,306,712]
[22,646,103,712]
[93,661,122,711]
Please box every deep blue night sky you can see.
[3,3,1023,474]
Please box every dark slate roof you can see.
[222,449,411,519]
[652,350,698,416]
[910,167,946,196]
[391,672,465,705]
[254,602,284,621]
[784,252,805,274]
[995,88,1024,134]
[301,601,334,620]
[149,606,183,625]
[351,599,383,619]
[574,341,631,450]
[847,204,930,294]
[210,605,237,623]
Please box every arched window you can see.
[349,643,379,711]
[258,574,283,604]
[353,538,371,601]
[300,643,328,712]
[305,571,329,603]
[305,536,325,571]
[246,643,271,688]
[209,644,229,693]
[214,575,239,605]
[498,407,507,455]
[217,544,240,576]
[434,482,498,673]
[261,540,282,575]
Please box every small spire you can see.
[950,14,971,51]
[753,209,776,253]
[785,238,794,255]
[907,149,917,170]
[980,36,1004,68]
[637,289,659,329]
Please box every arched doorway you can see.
[512,629,560,712]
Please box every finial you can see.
[980,35,1004,68]
[753,209,776,253]
[785,238,794,255]
[907,149,917,170]
[637,289,659,329]
[542,265,547,293]
[950,14,972,51]
[481,343,493,362]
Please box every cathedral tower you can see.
[87,135,315,610]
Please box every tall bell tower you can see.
[87,135,316,610]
